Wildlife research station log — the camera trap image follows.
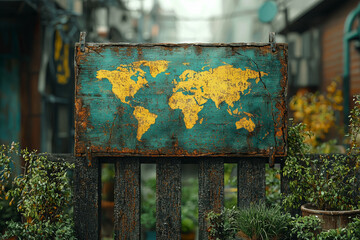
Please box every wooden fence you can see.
[46,154,270,240]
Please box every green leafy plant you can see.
[207,204,292,240]
[141,177,156,231]
[101,163,115,201]
[235,203,290,240]
[0,143,76,239]
[224,164,237,208]
[0,195,20,234]
[0,142,21,234]
[141,177,199,234]
[207,207,238,240]
[282,121,360,211]
[317,217,360,240]
[265,165,281,208]
[287,215,322,240]
[349,95,360,155]
[181,177,198,234]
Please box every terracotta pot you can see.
[301,203,360,230]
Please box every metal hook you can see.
[80,32,86,52]
[269,32,276,52]
[86,146,93,167]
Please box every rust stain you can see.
[75,46,87,65]
[194,45,202,55]
[113,46,119,54]
[78,144,284,157]
[126,47,132,57]
[137,47,143,59]
[160,46,174,52]
[74,97,93,156]
[259,45,272,56]
[230,46,241,56]
[87,45,105,56]
[278,46,288,155]
[275,101,286,137]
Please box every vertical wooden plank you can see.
[198,158,224,240]
[237,158,266,208]
[114,158,141,239]
[73,157,101,240]
[156,158,181,240]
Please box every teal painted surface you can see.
[0,59,21,145]
[75,44,287,157]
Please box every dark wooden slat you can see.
[237,158,266,208]
[114,158,141,240]
[156,158,181,240]
[199,158,224,240]
[73,157,101,240]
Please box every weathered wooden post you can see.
[74,33,287,240]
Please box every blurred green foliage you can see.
[0,143,76,239]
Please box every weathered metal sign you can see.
[75,42,287,157]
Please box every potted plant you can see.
[0,143,76,239]
[207,204,360,240]
[283,96,360,231]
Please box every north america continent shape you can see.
[168,63,268,131]
[96,60,168,141]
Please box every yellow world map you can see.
[96,60,267,141]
